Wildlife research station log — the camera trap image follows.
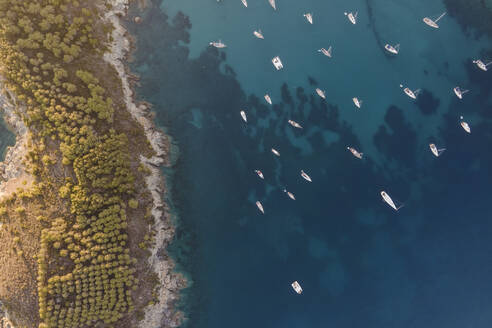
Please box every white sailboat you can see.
[283,189,296,200]
[352,97,362,109]
[209,40,226,48]
[303,13,313,24]
[240,110,247,123]
[344,11,358,25]
[241,0,248,7]
[300,170,312,182]
[291,281,303,294]
[256,201,265,214]
[268,0,276,10]
[316,88,326,99]
[272,56,283,70]
[271,148,280,156]
[264,94,272,105]
[380,191,403,211]
[423,12,446,29]
[460,116,471,134]
[347,147,363,159]
[473,59,491,72]
[253,29,264,39]
[384,43,400,55]
[318,46,332,58]
[288,120,303,129]
[400,84,420,99]
[429,143,445,157]
[255,170,264,179]
[453,86,469,99]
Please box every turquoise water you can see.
[127,0,492,327]
[0,118,15,161]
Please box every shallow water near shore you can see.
[127,0,492,327]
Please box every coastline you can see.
[104,1,187,327]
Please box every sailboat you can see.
[300,170,312,182]
[460,116,471,133]
[347,147,363,159]
[400,84,420,99]
[352,97,362,109]
[240,110,247,123]
[241,0,248,7]
[209,40,226,48]
[473,59,491,71]
[255,170,264,179]
[453,86,469,99]
[316,88,326,99]
[423,12,446,29]
[291,281,303,294]
[271,148,281,156]
[256,201,265,214]
[283,189,296,200]
[429,143,445,157]
[344,11,358,24]
[272,56,283,70]
[318,46,332,58]
[264,94,272,105]
[268,0,276,10]
[288,120,303,129]
[380,191,403,211]
[253,29,264,39]
[384,43,400,55]
[304,13,313,24]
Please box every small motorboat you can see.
[240,110,247,123]
[301,170,312,182]
[241,0,248,7]
[272,56,283,70]
[400,84,420,99]
[253,29,264,39]
[268,0,276,10]
[318,46,332,58]
[352,97,362,109]
[316,88,326,99]
[423,12,446,29]
[283,189,296,200]
[347,147,363,159]
[255,170,264,179]
[453,86,469,99]
[429,143,445,157]
[460,116,471,133]
[384,43,400,55]
[256,201,265,214]
[473,59,491,71]
[264,94,272,105]
[344,11,358,24]
[380,191,403,211]
[291,281,303,294]
[288,120,303,129]
[271,148,280,156]
[209,40,226,48]
[304,13,313,24]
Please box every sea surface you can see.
[127,0,492,327]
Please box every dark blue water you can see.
[127,1,492,327]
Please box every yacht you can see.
[400,84,420,99]
[241,0,248,7]
[269,0,276,10]
[423,12,446,29]
[352,97,362,109]
[347,147,363,159]
[344,11,358,24]
[429,143,445,157]
[209,40,226,48]
[272,56,283,70]
[271,148,280,156]
[453,86,469,99]
[256,201,265,214]
[380,191,403,211]
[304,13,313,24]
[255,170,264,179]
[283,189,296,200]
[460,116,471,134]
[253,29,264,39]
[316,88,326,99]
[288,120,303,129]
[384,43,400,55]
[291,281,303,294]
[318,47,332,58]
[240,110,247,123]
[473,59,491,71]
[264,94,272,105]
[301,170,312,182]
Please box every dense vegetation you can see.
[0,0,157,327]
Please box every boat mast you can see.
[435,12,446,22]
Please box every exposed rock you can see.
[134,16,142,23]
